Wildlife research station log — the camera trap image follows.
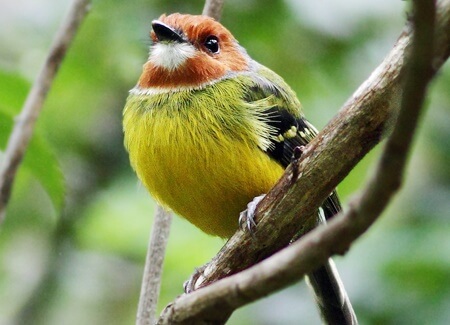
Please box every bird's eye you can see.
[204,35,220,54]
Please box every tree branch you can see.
[136,206,173,325]
[156,0,449,323]
[0,0,92,223]
[202,0,225,20]
[187,0,450,292]
[348,0,437,233]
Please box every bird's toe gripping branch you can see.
[238,145,305,235]
[238,194,266,234]
[184,265,207,294]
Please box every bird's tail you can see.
[303,192,358,324]
[306,259,358,325]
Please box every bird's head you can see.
[137,13,250,90]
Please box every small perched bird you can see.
[124,13,357,324]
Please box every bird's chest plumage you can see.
[123,85,284,238]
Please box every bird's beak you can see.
[152,21,184,43]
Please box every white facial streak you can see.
[149,42,196,71]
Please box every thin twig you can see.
[156,0,448,322]
[136,206,173,325]
[202,0,225,20]
[0,0,92,223]
[346,0,437,232]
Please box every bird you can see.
[123,13,357,324]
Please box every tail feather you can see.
[304,191,358,324]
[306,259,358,325]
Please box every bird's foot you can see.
[238,194,266,234]
[183,264,207,294]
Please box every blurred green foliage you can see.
[0,0,449,324]
[0,72,64,220]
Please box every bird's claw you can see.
[238,194,266,235]
[183,265,206,294]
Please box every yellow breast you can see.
[123,82,284,238]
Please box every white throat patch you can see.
[149,42,196,71]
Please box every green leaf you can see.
[0,71,65,214]
[0,110,13,149]
[0,70,29,115]
[0,70,28,148]
[22,132,65,213]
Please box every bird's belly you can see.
[127,113,284,238]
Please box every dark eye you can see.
[204,35,220,54]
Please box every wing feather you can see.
[245,67,342,218]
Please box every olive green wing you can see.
[245,64,343,216]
